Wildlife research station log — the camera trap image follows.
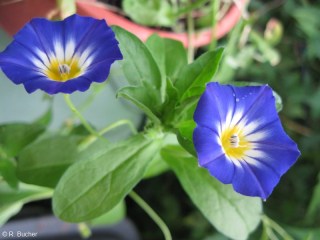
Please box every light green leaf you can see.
[0,123,45,158]
[123,0,175,27]
[90,201,126,226]
[0,183,52,226]
[53,134,162,222]
[0,202,22,226]
[162,146,262,240]
[175,48,224,102]
[17,135,83,188]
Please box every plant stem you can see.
[209,0,220,50]
[187,1,195,63]
[129,191,172,240]
[262,215,295,240]
[78,223,92,239]
[63,94,99,137]
[99,119,138,136]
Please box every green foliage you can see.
[0,123,45,158]
[89,201,126,226]
[0,183,52,226]
[53,134,162,222]
[17,135,83,188]
[0,159,18,189]
[113,26,162,124]
[162,145,262,240]
[123,0,175,27]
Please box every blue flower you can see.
[0,14,122,94]
[193,82,300,199]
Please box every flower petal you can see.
[193,126,223,166]
[232,160,279,199]
[193,82,300,199]
[0,14,122,94]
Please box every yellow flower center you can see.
[221,126,251,159]
[45,58,82,82]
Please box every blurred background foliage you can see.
[125,0,320,239]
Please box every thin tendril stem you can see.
[63,94,99,137]
[129,191,172,240]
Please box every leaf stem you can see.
[63,94,99,137]
[187,1,195,63]
[129,191,172,240]
[99,119,138,136]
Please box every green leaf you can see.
[0,123,45,158]
[113,26,162,90]
[117,86,161,125]
[146,34,166,101]
[146,34,187,82]
[0,183,52,226]
[34,106,53,126]
[143,133,177,178]
[176,120,197,156]
[113,26,163,120]
[0,158,18,189]
[122,0,175,27]
[17,135,83,188]
[90,201,126,226]
[163,38,187,81]
[53,134,163,222]
[175,48,224,102]
[162,146,262,240]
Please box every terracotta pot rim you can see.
[76,0,248,47]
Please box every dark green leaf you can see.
[162,146,262,240]
[0,158,18,189]
[117,86,161,125]
[113,26,162,90]
[175,48,224,102]
[17,135,82,188]
[176,120,196,156]
[53,134,163,222]
[113,27,163,121]
[145,34,166,102]
[0,123,45,157]
[163,38,187,81]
